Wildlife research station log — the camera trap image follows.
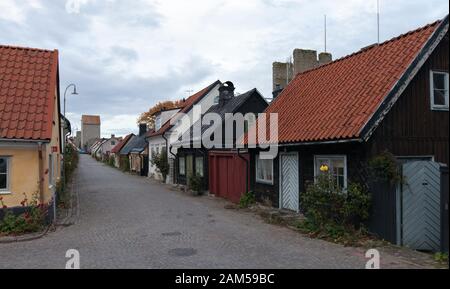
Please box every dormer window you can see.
[430,70,449,111]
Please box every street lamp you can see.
[64,84,78,120]
[62,83,78,198]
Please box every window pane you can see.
[337,176,345,190]
[179,157,185,175]
[195,157,203,177]
[434,89,446,105]
[257,157,273,182]
[0,174,6,189]
[263,159,273,181]
[331,159,344,169]
[0,158,6,173]
[433,73,445,90]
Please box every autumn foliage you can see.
[137,100,184,129]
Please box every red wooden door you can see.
[209,151,249,203]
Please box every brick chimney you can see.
[218,81,235,106]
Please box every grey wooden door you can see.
[402,161,441,251]
[280,153,299,212]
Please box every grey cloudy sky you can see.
[0,0,448,137]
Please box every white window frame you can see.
[313,155,348,190]
[0,156,11,194]
[430,70,449,111]
[179,156,186,176]
[155,116,162,131]
[256,154,274,185]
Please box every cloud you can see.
[0,0,448,137]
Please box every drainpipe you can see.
[162,132,177,184]
[237,148,249,194]
[37,142,45,204]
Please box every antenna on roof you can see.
[377,0,380,43]
[324,14,327,52]
[286,56,292,85]
[185,89,194,97]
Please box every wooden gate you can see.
[279,153,299,212]
[401,161,442,251]
[209,151,249,204]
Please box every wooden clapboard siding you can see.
[367,33,449,164]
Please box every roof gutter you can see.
[162,132,177,184]
[250,138,363,148]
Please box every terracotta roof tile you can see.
[111,133,134,154]
[0,45,58,140]
[82,115,101,125]
[245,19,443,145]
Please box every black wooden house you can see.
[245,16,449,248]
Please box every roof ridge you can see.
[0,44,57,53]
[295,18,443,77]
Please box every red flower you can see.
[2,205,7,209]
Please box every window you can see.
[111,141,116,146]
[314,155,347,190]
[155,117,162,131]
[0,157,9,192]
[430,71,449,110]
[256,155,273,184]
[214,95,220,104]
[195,157,204,177]
[179,157,186,176]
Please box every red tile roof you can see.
[111,133,134,153]
[146,80,221,138]
[246,19,444,145]
[0,45,59,141]
[82,115,101,125]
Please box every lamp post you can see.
[64,84,78,120]
[62,84,78,195]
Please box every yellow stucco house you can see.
[0,45,62,214]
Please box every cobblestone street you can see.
[0,155,439,269]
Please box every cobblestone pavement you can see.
[0,155,439,269]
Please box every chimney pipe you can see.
[319,52,333,66]
[218,81,235,106]
[139,123,147,136]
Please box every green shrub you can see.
[188,174,204,195]
[120,156,130,172]
[108,156,115,167]
[300,174,371,227]
[151,149,169,181]
[239,191,256,208]
[368,151,401,183]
